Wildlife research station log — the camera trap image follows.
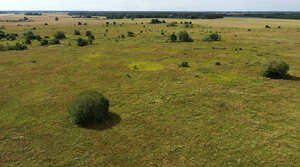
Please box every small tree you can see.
[179,62,190,68]
[179,31,193,42]
[78,22,82,26]
[170,33,177,42]
[265,25,271,29]
[55,17,59,21]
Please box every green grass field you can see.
[0,14,300,167]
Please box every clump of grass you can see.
[67,90,109,127]
[261,60,289,79]
[179,61,190,68]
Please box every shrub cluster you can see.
[261,60,289,79]
[54,31,66,39]
[0,31,18,41]
[0,43,27,51]
[77,38,89,46]
[67,90,110,126]
[203,32,221,41]
[74,30,81,35]
[150,19,166,24]
[179,31,193,42]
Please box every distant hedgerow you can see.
[67,90,110,126]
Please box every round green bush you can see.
[67,90,109,126]
[261,60,289,79]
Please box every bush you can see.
[179,31,193,42]
[77,38,88,47]
[49,39,60,45]
[6,33,18,41]
[179,61,190,67]
[127,31,135,37]
[67,90,109,126]
[25,39,31,44]
[86,31,92,36]
[54,31,66,39]
[203,32,221,41]
[265,25,271,29]
[0,31,5,39]
[40,39,48,46]
[35,35,42,41]
[24,31,35,40]
[78,22,82,26]
[170,33,177,42]
[74,30,81,35]
[261,60,289,79]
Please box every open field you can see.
[0,14,300,167]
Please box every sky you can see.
[1,0,300,11]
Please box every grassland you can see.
[0,14,300,167]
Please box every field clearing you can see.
[0,14,300,167]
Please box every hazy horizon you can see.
[1,0,300,11]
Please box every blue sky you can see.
[1,0,300,11]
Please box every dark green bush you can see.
[78,22,82,26]
[40,39,48,46]
[25,39,31,44]
[203,32,221,41]
[67,90,109,126]
[265,25,271,29]
[24,31,35,40]
[77,38,88,47]
[170,33,177,42]
[49,39,60,45]
[86,31,92,36]
[179,61,190,67]
[179,31,193,42]
[261,60,289,79]
[0,31,5,39]
[74,30,81,35]
[54,31,66,39]
[35,35,42,41]
[6,33,18,41]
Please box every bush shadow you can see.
[85,112,121,131]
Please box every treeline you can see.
[24,12,42,16]
[68,11,224,19]
[227,13,300,20]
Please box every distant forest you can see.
[2,11,300,20]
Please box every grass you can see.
[0,14,300,167]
